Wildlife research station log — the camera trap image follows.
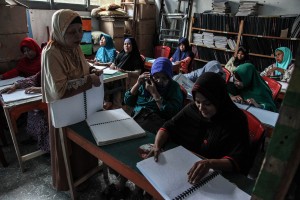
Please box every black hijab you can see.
[233,46,250,67]
[114,37,144,71]
[191,72,243,122]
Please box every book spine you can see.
[172,171,220,200]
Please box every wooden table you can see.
[61,121,254,200]
[1,95,47,172]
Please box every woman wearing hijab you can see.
[42,9,102,191]
[108,37,144,108]
[124,57,184,134]
[147,72,251,183]
[225,46,250,73]
[170,37,194,74]
[0,37,42,80]
[92,33,117,65]
[260,47,294,82]
[231,63,277,112]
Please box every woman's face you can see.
[194,92,217,120]
[275,50,284,63]
[64,23,83,49]
[124,41,132,53]
[179,44,186,52]
[99,36,106,46]
[22,46,36,59]
[152,72,169,88]
[233,74,244,89]
[237,50,245,60]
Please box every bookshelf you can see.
[190,13,300,71]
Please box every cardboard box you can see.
[136,34,154,51]
[99,20,125,38]
[0,33,27,62]
[136,19,156,35]
[126,4,156,20]
[0,5,27,34]
[113,37,124,52]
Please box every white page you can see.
[137,146,250,200]
[247,106,279,127]
[0,76,25,87]
[94,65,107,70]
[50,75,104,128]
[278,81,288,91]
[86,109,146,146]
[103,68,118,75]
[1,89,41,103]
[173,74,194,99]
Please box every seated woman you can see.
[147,72,251,183]
[108,37,144,108]
[260,47,294,82]
[0,37,42,80]
[170,37,194,74]
[231,63,277,112]
[0,72,49,152]
[175,60,225,82]
[88,33,117,66]
[124,57,184,134]
[225,46,250,73]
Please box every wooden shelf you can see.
[191,27,238,35]
[194,58,225,67]
[242,33,300,41]
[190,43,234,52]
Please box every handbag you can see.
[133,108,166,134]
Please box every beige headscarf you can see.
[42,9,89,103]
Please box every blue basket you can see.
[81,31,92,44]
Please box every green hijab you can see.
[234,63,277,112]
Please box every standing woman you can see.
[260,47,294,82]
[0,37,42,80]
[42,9,102,191]
[170,37,194,74]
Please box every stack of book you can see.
[236,1,261,16]
[192,33,204,45]
[214,35,228,49]
[202,32,214,48]
[211,0,231,14]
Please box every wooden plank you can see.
[252,46,300,199]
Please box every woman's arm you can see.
[147,128,170,161]
[225,57,236,73]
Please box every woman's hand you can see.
[146,145,163,162]
[0,84,17,94]
[266,67,276,76]
[145,78,159,95]
[231,95,244,103]
[246,98,261,108]
[91,68,103,76]
[137,72,151,85]
[25,87,41,94]
[187,160,211,184]
[90,74,101,87]
[110,63,117,69]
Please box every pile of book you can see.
[192,33,204,45]
[211,0,231,14]
[236,1,261,16]
[214,35,228,49]
[202,32,214,48]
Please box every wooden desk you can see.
[103,71,128,83]
[62,121,254,199]
[1,95,47,172]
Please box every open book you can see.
[49,75,104,128]
[137,146,250,200]
[1,89,41,103]
[0,76,25,87]
[86,108,146,146]
[173,74,194,99]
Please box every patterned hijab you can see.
[234,63,277,112]
[275,47,292,75]
[171,37,194,62]
[95,33,116,63]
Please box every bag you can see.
[133,108,166,134]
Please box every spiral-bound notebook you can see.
[137,146,250,200]
[86,108,146,146]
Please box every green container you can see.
[80,43,93,55]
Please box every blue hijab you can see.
[171,37,194,62]
[275,47,292,76]
[95,33,116,63]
